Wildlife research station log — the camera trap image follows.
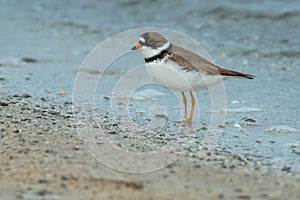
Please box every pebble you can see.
[13,128,19,133]
[154,114,167,118]
[57,91,68,96]
[22,57,38,63]
[48,110,59,115]
[234,188,243,193]
[22,93,32,98]
[132,89,165,101]
[73,146,80,150]
[265,125,297,134]
[240,117,257,126]
[233,123,242,128]
[0,101,9,106]
[0,125,6,131]
[227,107,263,113]
[237,194,251,199]
[241,117,256,123]
[285,142,300,155]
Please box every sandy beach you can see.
[1,0,300,199]
[0,95,299,199]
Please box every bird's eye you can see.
[148,38,154,44]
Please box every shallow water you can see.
[1,0,299,172]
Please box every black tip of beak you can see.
[131,46,137,50]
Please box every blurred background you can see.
[1,0,299,98]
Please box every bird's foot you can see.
[186,118,192,125]
[179,118,193,127]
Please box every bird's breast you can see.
[145,59,222,91]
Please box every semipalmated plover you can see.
[131,32,254,124]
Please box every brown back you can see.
[168,44,254,79]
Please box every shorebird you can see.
[132,32,254,124]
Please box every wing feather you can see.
[168,44,254,79]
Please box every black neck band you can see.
[144,45,172,63]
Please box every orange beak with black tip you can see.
[131,42,142,50]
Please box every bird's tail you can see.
[217,67,255,79]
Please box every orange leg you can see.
[187,91,196,124]
[181,92,187,121]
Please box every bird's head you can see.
[131,32,170,58]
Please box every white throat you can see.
[140,42,170,59]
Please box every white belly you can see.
[145,61,224,92]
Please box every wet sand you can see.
[1,0,300,199]
[1,95,300,200]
